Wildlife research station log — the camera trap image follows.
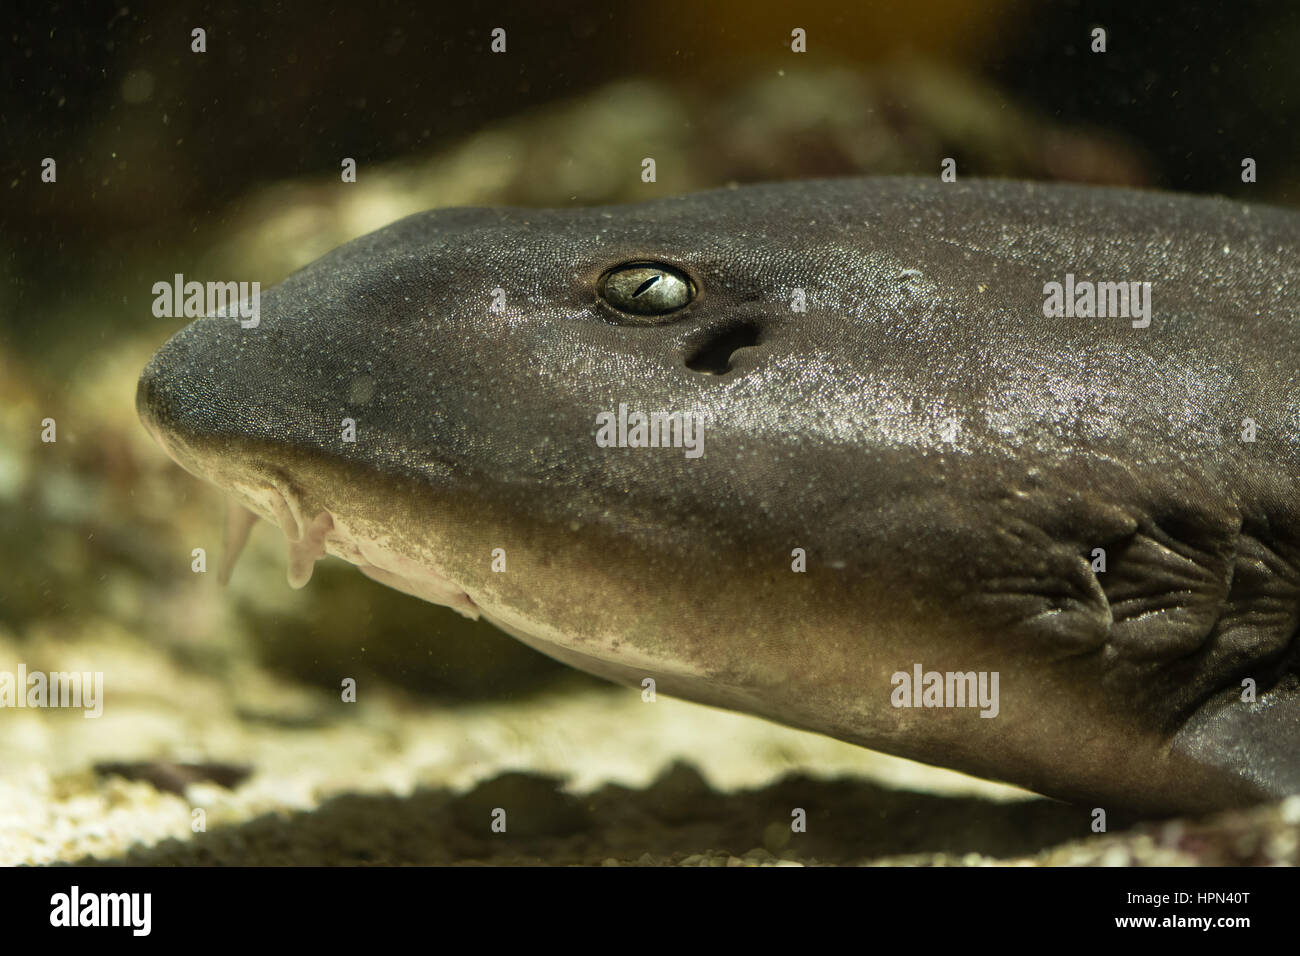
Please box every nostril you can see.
[685,321,762,375]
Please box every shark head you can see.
[136,192,899,700]
[138,180,1300,813]
[138,184,984,749]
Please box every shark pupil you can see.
[632,275,661,297]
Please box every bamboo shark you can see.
[137,178,1300,814]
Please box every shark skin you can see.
[137,178,1300,815]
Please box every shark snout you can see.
[136,317,229,451]
[136,342,202,473]
[136,310,307,473]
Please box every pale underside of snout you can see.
[220,478,481,619]
[215,479,723,688]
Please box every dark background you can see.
[4,0,1298,263]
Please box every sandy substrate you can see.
[2,621,1297,866]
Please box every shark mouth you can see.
[138,406,479,618]
[219,484,480,620]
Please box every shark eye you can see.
[598,262,695,321]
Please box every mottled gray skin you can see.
[138,178,1300,814]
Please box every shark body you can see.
[138,178,1300,813]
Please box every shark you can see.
[137,177,1300,814]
